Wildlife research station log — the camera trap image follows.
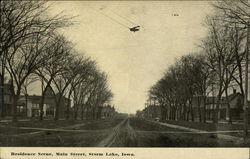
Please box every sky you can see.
[47,1,213,114]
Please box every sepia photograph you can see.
[0,0,250,149]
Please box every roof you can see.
[221,92,243,102]
[3,83,13,95]
[193,92,243,104]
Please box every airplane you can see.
[129,26,140,32]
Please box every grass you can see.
[0,130,110,147]
[0,119,89,129]
[135,131,245,147]
[130,117,247,147]
[0,117,124,147]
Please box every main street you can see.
[0,117,246,147]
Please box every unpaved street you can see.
[0,117,246,147]
[95,118,245,147]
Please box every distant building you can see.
[142,105,162,120]
[101,105,115,118]
[73,104,116,120]
[136,110,144,117]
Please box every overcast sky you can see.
[48,1,213,114]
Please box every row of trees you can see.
[148,0,250,123]
[0,0,113,122]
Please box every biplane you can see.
[129,26,140,32]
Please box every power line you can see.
[88,5,130,29]
[111,10,138,26]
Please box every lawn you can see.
[0,117,125,147]
[129,118,246,147]
[135,131,244,147]
[0,119,89,129]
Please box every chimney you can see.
[233,89,236,94]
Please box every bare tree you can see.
[1,0,72,121]
[20,75,39,116]
[5,32,65,122]
[52,56,95,120]
[35,35,72,120]
[65,58,96,120]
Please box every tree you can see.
[65,58,96,120]
[0,0,72,121]
[5,32,65,122]
[52,56,96,120]
[35,35,72,120]
[20,75,39,116]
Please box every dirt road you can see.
[0,117,247,147]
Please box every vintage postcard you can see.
[0,0,250,158]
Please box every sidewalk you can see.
[0,118,66,123]
[206,120,243,125]
[6,119,109,137]
[0,119,31,123]
[145,119,244,144]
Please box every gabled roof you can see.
[193,92,243,104]
[221,92,243,102]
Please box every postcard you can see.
[0,0,249,159]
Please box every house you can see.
[17,93,70,118]
[2,81,14,116]
[3,83,70,118]
[192,89,244,121]
[101,105,115,118]
[221,92,244,120]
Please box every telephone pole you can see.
[244,21,250,139]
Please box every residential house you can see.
[192,89,244,121]
[3,84,70,118]
[101,105,115,118]
[2,81,14,116]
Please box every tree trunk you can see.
[81,104,84,120]
[0,57,6,118]
[54,94,62,121]
[187,106,190,121]
[74,104,78,120]
[188,98,194,122]
[39,79,53,121]
[190,106,194,122]
[92,107,94,120]
[0,73,4,118]
[85,106,89,121]
[66,89,73,120]
[39,90,46,121]
[225,88,232,124]
[12,87,21,122]
[25,94,28,117]
[182,102,187,120]
[203,96,207,123]
[197,96,202,122]
[214,92,222,123]
[165,105,168,120]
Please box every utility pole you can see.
[0,0,4,119]
[244,21,250,139]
